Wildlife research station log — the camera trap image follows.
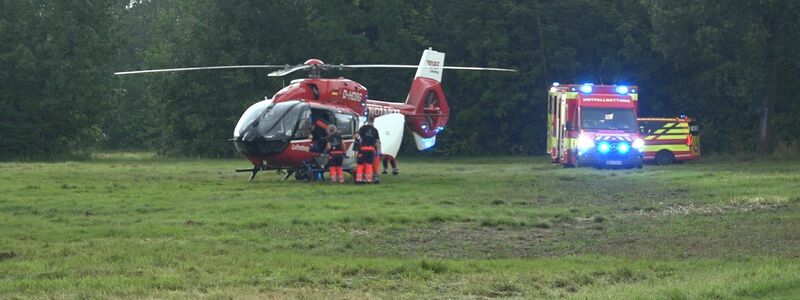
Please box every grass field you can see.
[1,153,800,299]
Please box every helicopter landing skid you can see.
[235,164,273,181]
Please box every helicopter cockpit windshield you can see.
[256,100,310,140]
[234,99,271,138]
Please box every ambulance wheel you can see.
[655,150,675,166]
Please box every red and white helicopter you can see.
[116,49,515,180]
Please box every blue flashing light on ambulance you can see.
[547,83,644,168]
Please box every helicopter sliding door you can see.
[294,107,333,142]
[333,111,357,169]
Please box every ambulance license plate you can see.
[606,160,623,166]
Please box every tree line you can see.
[2,0,799,159]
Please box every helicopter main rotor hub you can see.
[303,59,325,78]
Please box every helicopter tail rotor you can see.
[402,49,451,150]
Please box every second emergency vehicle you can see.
[638,116,701,165]
[547,83,644,168]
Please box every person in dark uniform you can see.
[355,117,380,184]
[309,112,332,181]
[324,125,345,183]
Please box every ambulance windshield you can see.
[580,108,637,131]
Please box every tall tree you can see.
[142,0,310,157]
[105,0,162,150]
[0,0,124,159]
[645,0,800,153]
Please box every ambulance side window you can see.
[689,121,699,136]
[639,121,662,135]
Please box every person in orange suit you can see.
[324,125,345,183]
[355,117,380,184]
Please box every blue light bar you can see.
[580,84,593,93]
[552,82,560,87]
[615,86,629,95]
[598,142,611,154]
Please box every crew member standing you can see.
[325,125,345,183]
[355,117,380,184]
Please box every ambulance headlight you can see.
[578,135,594,152]
[597,142,611,154]
[617,142,630,154]
[632,138,645,152]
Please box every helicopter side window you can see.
[293,107,312,139]
[334,113,355,138]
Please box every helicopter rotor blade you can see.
[442,66,516,72]
[114,65,288,75]
[339,64,517,72]
[268,65,312,77]
[115,63,516,77]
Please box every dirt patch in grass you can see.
[0,251,17,261]
[631,202,783,217]
[597,207,800,258]
[346,205,800,259]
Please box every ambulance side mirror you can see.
[565,122,574,131]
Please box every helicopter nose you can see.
[241,130,256,142]
[233,130,290,157]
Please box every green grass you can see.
[1,154,800,298]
